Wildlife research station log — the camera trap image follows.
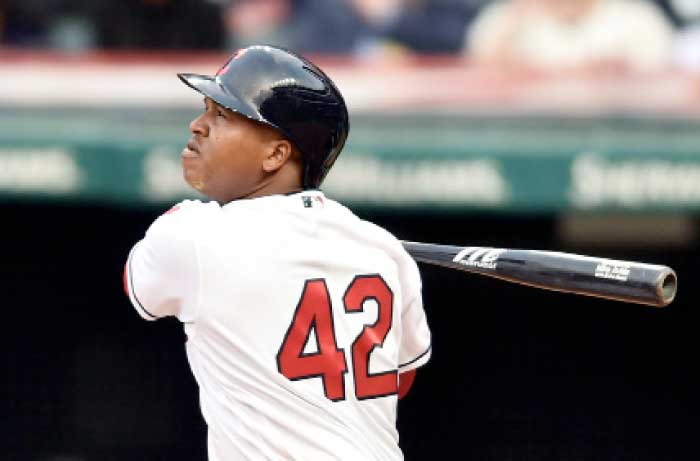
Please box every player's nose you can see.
[189,113,209,136]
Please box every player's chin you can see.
[182,166,206,193]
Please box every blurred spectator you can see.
[466,0,674,73]
[0,0,53,47]
[670,0,700,71]
[47,0,96,52]
[289,0,406,57]
[219,0,406,57]
[0,1,5,42]
[0,0,97,50]
[340,0,404,56]
[223,0,295,49]
[0,0,479,56]
[94,0,225,50]
[388,0,481,54]
[285,0,477,57]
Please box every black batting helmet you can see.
[177,45,349,189]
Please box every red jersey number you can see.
[344,275,397,400]
[276,279,347,401]
[277,275,397,401]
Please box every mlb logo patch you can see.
[301,195,324,208]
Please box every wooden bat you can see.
[401,241,677,307]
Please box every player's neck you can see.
[243,183,303,200]
[240,170,304,201]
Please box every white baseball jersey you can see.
[124,190,431,460]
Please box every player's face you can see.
[182,98,277,202]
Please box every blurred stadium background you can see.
[2,0,699,460]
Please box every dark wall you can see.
[3,202,696,460]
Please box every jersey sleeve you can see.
[124,202,200,322]
[397,254,432,373]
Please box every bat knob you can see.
[659,270,677,307]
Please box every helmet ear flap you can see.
[178,45,349,189]
[308,138,344,189]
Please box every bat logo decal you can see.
[594,260,632,281]
[452,247,505,270]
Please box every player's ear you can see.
[262,139,294,173]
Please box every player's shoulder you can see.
[354,215,414,266]
[164,198,220,213]
[325,198,405,250]
[147,199,221,237]
[158,199,220,219]
[358,218,423,289]
[360,218,401,248]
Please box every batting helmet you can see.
[177,45,349,189]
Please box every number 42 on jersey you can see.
[276,275,398,401]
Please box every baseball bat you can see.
[401,241,677,307]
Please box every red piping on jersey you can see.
[164,205,181,215]
[123,262,129,296]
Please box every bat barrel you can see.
[402,241,677,308]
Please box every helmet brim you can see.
[177,73,263,123]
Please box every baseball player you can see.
[123,45,431,460]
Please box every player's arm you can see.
[123,205,199,322]
[398,369,417,399]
